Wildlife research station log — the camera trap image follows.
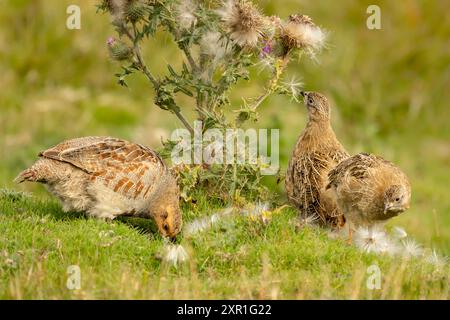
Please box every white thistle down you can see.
[424,249,447,267]
[199,31,230,62]
[282,76,304,102]
[184,214,217,235]
[163,244,189,267]
[350,225,445,262]
[401,239,424,258]
[299,213,320,227]
[217,0,264,47]
[256,56,275,74]
[391,226,408,239]
[242,201,272,224]
[353,226,399,255]
[184,207,233,236]
[175,0,198,29]
[282,14,327,59]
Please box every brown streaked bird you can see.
[15,136,182,239]
[285,91,349,227]
[326,152,411,237]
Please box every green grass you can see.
[1,0,449,299]
[0,190,448,299]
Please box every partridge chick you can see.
[15,136,182,239]
[286,91,349,227]
[326,152,411,233]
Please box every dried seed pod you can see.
[217,0,264,48]
[281,14,326,58]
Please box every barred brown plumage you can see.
[285,91,349,227]
[326,152,411,229]
[15,136,182,239]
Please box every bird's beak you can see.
[300,91,305,97]
[169,236,178,244]
[384,203,404,215]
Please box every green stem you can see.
[250,55,290,111]
[125,24,194,135]
[182,44,199,73]
[173,110,194,135]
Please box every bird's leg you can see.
[337,215,346,229]
[347,224,354,244]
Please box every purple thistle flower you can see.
[260,41,272,57]
[107,37,116,46]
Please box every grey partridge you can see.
[15,136,182,239]
[326,152,411,231]
[286,91,349,227]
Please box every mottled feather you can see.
[39,136,165,200]
[327,152,411,227]
[286,92,349,227]
[15,136,182,239]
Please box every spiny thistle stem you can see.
[181,43,199,73]
[251,55,290,111]
[125,23,195,135]
[173,110,195,135]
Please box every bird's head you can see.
[153,203,182,241]
[383,184,410,216]
[151,175,182,241]
[300,91,331,121]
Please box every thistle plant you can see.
[98,0,327,203]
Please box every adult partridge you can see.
[15,136,182,239]
[285,91,349,227]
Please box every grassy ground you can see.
[1,0,449,299]
[1,190,448,299]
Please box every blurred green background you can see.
[1,0,449,253]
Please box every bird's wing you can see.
[38,136,108,156]
[290,151,335,219]
[40,136,166,199]
[327,140,350,163]
[327,152,378,189]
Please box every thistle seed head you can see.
[218,0,264,48]
[175,0,198,30]
[281,14,326,59]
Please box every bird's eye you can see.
[163,223,169,231]
[308,99,314,104]
[395,197,400,202]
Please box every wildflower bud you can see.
[107,37,132,61]
[260,40,272,56]
[107,36,116,46]
[125,0,147,23]
[99,0,115,13]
